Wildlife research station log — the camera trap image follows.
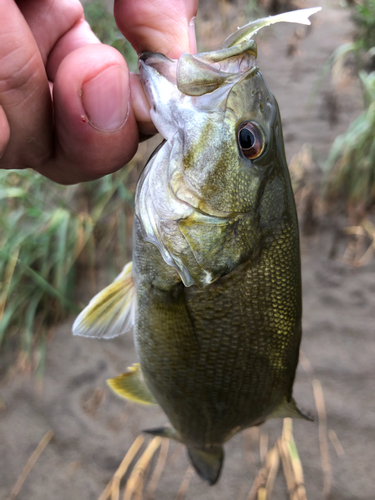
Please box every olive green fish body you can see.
[133,121,302,450]
[73,8,321,485]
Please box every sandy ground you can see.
[1,1,374,499]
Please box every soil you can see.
[1,1,374,499]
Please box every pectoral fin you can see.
[107,363,157,405]
[72,261,135,339]
[188,447,224,485]
[268,397,313,421]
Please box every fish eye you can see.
[237,122,265,160]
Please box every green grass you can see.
[321,0,375,207]
[324,71,375,205]
[352,0,375,57]
[0,165,135,374]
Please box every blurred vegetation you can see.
[84,0,138,71]
[0,2,138,373]
[323,0,375,207]
[0,166,135,374]
[352,0,375,62]
[325,70,375,206]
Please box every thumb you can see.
[114,0,198,58]
[38,44,138,183]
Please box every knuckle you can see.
[45,0,84,29]
[0,41,44,97]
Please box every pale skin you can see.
[0,0,198,184]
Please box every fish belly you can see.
[133,215,302,448]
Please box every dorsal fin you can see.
[107,363,157,405]
[72,261,135,339]
[268,396,313,421]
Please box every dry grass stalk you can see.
[0,247,19,321]
[278,437,296,499]
[300,351,332,500]
[82,387,105,417]
[328,430,345,457]
[284,419,307,500]
[265,445,280,498]
[144,438,170,500]
[257,488,267,500]
[312,379,331,500]
[6,430,54,500]
[259,432,269,465]
[242,428,257,471]
[98,435,144,500]
[246,467,267,500]
[122,437,161,500]
[174,465,194,500]
[246,442,280,500]
[343,219,375,266]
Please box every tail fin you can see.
[187,446,224,485]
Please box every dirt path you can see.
[1,1,373,499]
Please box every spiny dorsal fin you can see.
[143,426,180,441]
[107,363,157,405]
[268,396,313,421]
[72,261,135,339]
[187,446,224,485]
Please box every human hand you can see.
[0,0,198,183]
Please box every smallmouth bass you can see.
[73,7,321,485]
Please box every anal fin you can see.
[107,363,157,405]
[268,396,313,421]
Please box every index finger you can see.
[114,0,198,58]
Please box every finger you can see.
[16,0,100,81]
[130,73,157,138]
[37,44,138,184]
[114,0,198,58]
[16,0,85,65]
[0,0,52,169]
[47,19,100,82]
[0,106,10,159]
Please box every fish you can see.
[73,7,321,485]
